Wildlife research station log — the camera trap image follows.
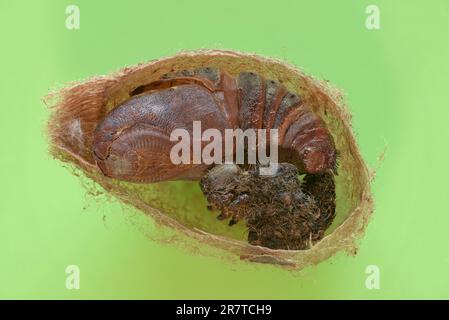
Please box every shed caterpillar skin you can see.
[93,67,337,182]
[200,163,336,250]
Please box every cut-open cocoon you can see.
[46,50,373,269]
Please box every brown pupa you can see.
[46,50,373,269]
[92,67,336,182]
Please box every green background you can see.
[1,0,448,299]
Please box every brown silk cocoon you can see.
[46,50,373,269]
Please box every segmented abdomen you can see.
[235,70,336,174]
